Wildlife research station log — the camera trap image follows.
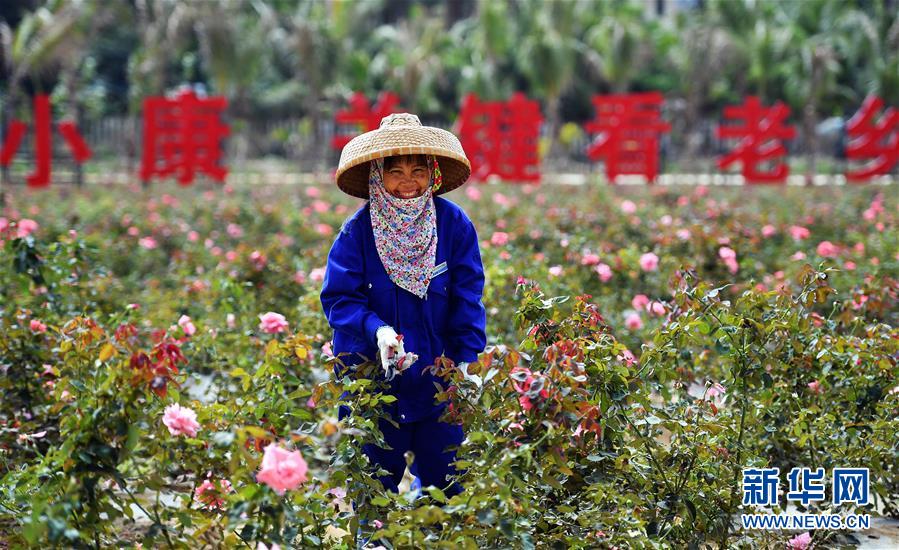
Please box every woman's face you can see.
[383,155,430,199]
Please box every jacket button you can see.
[400,414,406,420]
[368,283,372,288]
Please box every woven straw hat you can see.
[335,113,471,199]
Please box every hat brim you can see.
[335,126,471,199]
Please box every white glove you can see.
[376,326,405,380]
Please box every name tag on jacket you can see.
[431,261,448,277]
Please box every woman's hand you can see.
[376,326,406,380]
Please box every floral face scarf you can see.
[368,155,444,299]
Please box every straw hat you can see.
[335,113,471,199]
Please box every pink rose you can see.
[632,294,650,310]
[788,226,810,240]
[639,252,659,272]
[548,265,563,277]
[249,250,268,270]
[309,267,326,283]
[30,319,47,333]
[647,301,666,316]
[16,218,39,238]
[226,223,244,238]
[807,380,823,394]
[194,476,233,509]
[718,246,736,260]
[258,312,289,334]
[466,186,482,201]
[178,315,196,336]
[788,532,811,550]
[761,224,777,238]
[581,253,600,266]
[256,443,308,495]
[624,312,643,331]
[620,200,637,214]
[816,241,839,258]
[139,236,158,250]
[595,263,613,282]
[162,403,200,438]
[490,232,509,246]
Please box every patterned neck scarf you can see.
[368,155,444,298]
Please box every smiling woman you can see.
[383,154,431,199]
[321,112,487,500]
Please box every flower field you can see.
[1,181,897,549]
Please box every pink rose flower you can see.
[490,231,509,246]
[632,294,650,310]
[639,252,659,272]
[309,267,326,283]
[162,403,200,438]
[256,443,308,495]
[548,265,563,277]
[138,236,158,250]
[816,241,839,258]
[807,380,823,394]
[648,301,666,316]
[624,312,643,330]
[16,218,39,238]
[620,200,637,214]
[194,476,233,509]
[761,224,777,238]
[581,253,600,266]
[30,319,47,333]
[465,186,482,201]
[788,532,811,550]
[788,226,810,240]
[249,250,268,270]
[595,263,613,282]
[178,315,196,336]
[258,312,289,334]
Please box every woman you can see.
[320,113,487,498]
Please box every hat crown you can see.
[380,113,421,128]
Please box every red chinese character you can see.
[0,94,92,188]
[716,96,796,183]
[331,92,401,150]
[456,92,543,182]
[139,89,229,185]
[845,95,899,181]
[584,92,671,183]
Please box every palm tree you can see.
[514,0,581,161]
[0,0,103,196]
[778,0,850,180]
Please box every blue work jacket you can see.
[320,195,487,423]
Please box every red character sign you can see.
[584,92,671,183]
[331,91,401,150]
[716,96,796,183]
[845,95,898,181]
[456,92,543,182]
[0,94,92,187]
[139,89,230,185]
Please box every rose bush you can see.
[0,182,896,548]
